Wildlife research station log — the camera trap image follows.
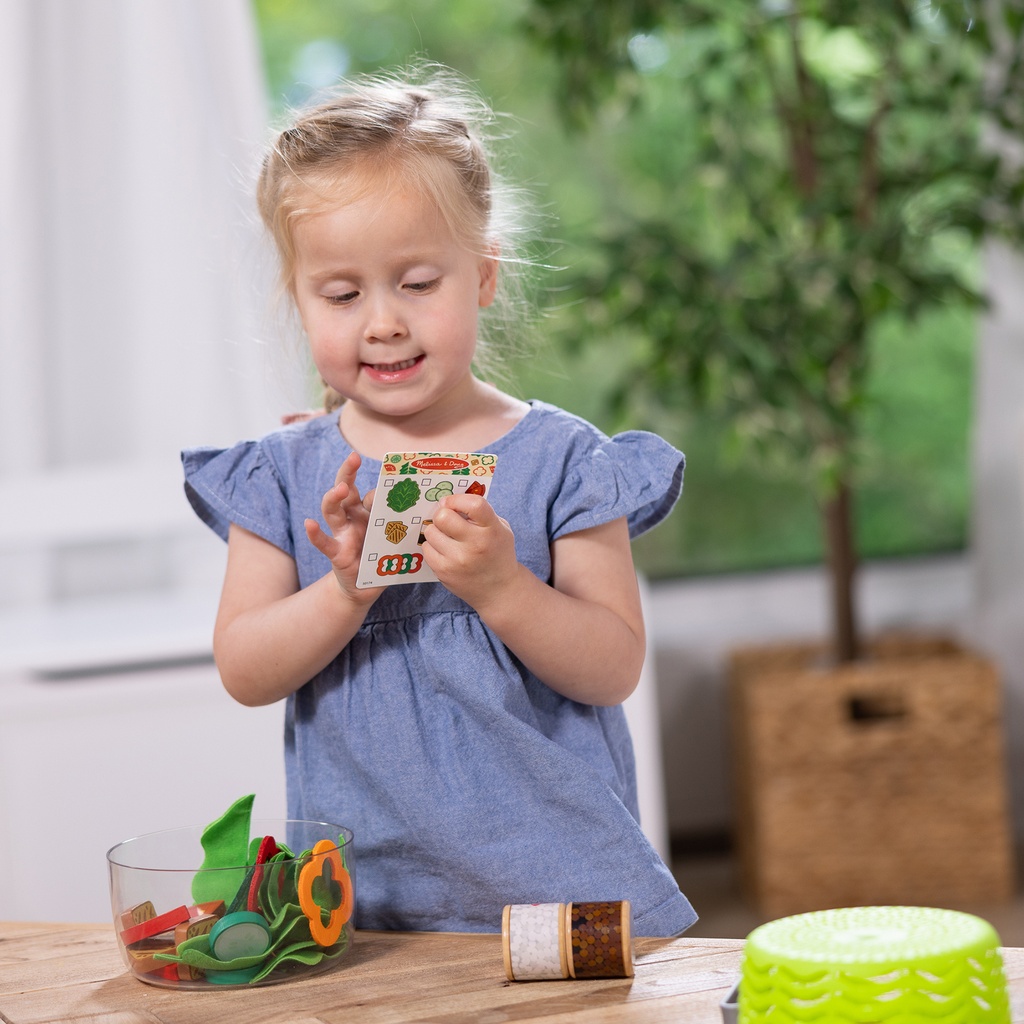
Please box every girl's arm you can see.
[213,452,380,706]
[423,499,645,706]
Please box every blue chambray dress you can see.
[182,400,697,936]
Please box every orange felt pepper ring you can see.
[298,838,353,946]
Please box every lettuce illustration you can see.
[387,478,420,513]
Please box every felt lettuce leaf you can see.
[251,931,349,983]
[191,794,255,905]
[157,897,348,985]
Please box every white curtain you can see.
[971,241,1024,833]
[0,1,304,626]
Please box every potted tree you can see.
[524,0,1024,915]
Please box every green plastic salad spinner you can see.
[739,905,1009,1023]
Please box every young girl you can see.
[183,67,696,937]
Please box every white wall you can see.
[0,660,287,924]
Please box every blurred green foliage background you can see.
[251,0,973,579]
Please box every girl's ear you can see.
[478,249,499,308]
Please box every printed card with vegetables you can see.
[355,452,498,588]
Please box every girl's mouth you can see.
[362,355,424,382]
[369,357,418,372]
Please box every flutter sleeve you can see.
[181,441,295,556]
[550,429,685,541]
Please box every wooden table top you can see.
[1,920,745,1023]
[3,921,1024,1023]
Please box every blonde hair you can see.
[257,65,537,410]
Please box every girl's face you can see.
[290,174,497,427]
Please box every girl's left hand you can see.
[420,493,518,609]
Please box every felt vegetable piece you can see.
[161,908,295,974]
[209,910,273,961]
[249,903,350,983]
[225,864,259,916]
[223,830,282,917]
[247,835,281,913]
[250,937,346,984]
[191,793,256,906]
[157,932,268,973]
[298,838,353,946]
[466,481,486,496]
[120,905,190,947]
[158,901,346,984]
[255,900,321,964]
[256,851,295,921]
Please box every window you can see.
[252,0,973,580]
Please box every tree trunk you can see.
[822,480,859,662]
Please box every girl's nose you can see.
[363,294,407,342]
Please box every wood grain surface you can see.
[0,921,741,1023]
[3,921,1024,1023]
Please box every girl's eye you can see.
[404,278,439,294]
[326,291,358,305]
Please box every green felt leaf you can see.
[259,852,295,920]
[386,478,420,512]
[251,945,326,982]
[191,794,255,906]
[251,924,350,984]
[225,863,258,915]
[269,904,314,950]
[157,904,348,985]
[247,835,264,862]
[158,933,268,972]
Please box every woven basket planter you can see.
[728,635,1016,918]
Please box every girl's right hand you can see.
[304,451,379,602]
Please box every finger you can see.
[305,517,339,559]
[429,505,463,539]
[322,479,355,522]
[331,452,364,507]
[437,493,493,525]
[335,450,362,485]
